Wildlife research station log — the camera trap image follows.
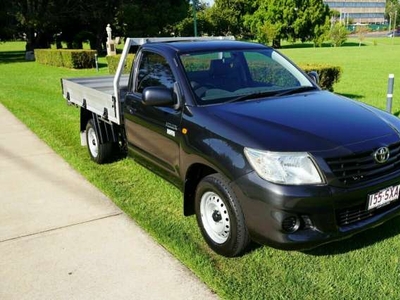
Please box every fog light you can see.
[282,216,300,233]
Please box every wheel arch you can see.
[80,108,119,144]
[80,107,92,133]
[183,163,217,216]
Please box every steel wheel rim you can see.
[87,127,98,158]
[200,191,230,244]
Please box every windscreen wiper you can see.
[227,86,318,104]
[227,90,282,103]
[274,86,317,97]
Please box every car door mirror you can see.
[308,71,319,84]
[142,86,175,107]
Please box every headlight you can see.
[244,148,324,185]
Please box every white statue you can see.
[106,24,112,42]
[106,24,116,56]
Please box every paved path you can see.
[0,104,218,300]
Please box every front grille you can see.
[325,142,400,185]
[337,201,400,226]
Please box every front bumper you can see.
[231,170,400,250]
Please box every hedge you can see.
[106,54,135,74]
[299,64,342,91]
[34,49,97,69]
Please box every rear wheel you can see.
[195,174,250,257]
[86,119,112,164]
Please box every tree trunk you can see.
[25,29,51,51]
[272,38,281,48]
[94,32,105,53]
[25,28,35,52]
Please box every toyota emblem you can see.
[374,147,390,164]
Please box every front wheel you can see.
[86,119,112,164]
[195,174,250,257]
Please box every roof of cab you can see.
[142,40,269,54]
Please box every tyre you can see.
[86,119,112,164]
[195,173,250,257]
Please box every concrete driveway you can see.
[0,104,218,300]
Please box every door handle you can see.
[126,106,137,114]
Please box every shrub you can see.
[299,64,342,91]
[330,23,349,47]
[356,25,369,46]
[34,49,96,69]
[106,54,135,74]
[249,62,342,91]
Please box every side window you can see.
[135,52,175,93]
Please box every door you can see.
[124,50,182,176]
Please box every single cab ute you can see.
[62,37,400,256]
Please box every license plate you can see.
[368,184,400,210]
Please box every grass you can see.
[281,37,400,113]
[2,39,400,299]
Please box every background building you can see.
[323,0,386,23]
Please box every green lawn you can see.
[281,37,400,114]
[1,39,400,299]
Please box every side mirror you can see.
[142,86,175,107]
[308,71,319,85]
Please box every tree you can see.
[117,0,189,37]
[329,22,348,47]
[173,2,215,37]
[312,22,330,47]
[77,0,122,51]
[355,25,369,46]
[294,0,331,45]
[10,0,100,51]
[386,0,400,30]
[0,0,17,41]
[244,0,331,48]
[208,0,255,37]
[3,0,189,52]
[11,0,62,50]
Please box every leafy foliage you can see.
[1,0,188,51]
[173,0,255,37]
[173,2,215,37]
[0,0,16,40]
[35,49,96,68]
[299,64,342,91]
[1,0,354,52]
[208,0,255,37]
[386,0,400,28]
[355,25,369,46]
[330,22,349,47]
[116,0,189,37]
[244,0,331,48]
[106,54,135,74]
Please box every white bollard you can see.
[386,74,395,113]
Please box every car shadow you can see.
[242,216,400,257]
[303,216,400,256]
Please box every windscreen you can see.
[180,49,313,105]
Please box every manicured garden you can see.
[1,38,400,299]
